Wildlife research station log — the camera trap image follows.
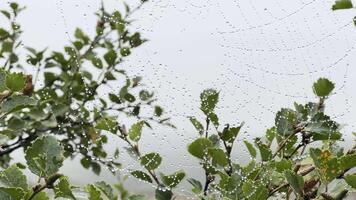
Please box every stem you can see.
[272,130,300,158]
[27,174,62,200]
[203,118,212,196]
[118,126,161,186]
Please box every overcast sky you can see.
[1,0,356,196]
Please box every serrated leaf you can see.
[242,180,268,200]
[54,176,76,200]
[85,184,103,200]
[94,181,115,200]
[95,117,118,133]
[140,153,162,170]
[200,89,219,115]
[5,73,25,92]
[284,170,304,196]
[275,108,297,136]
[0,187,25,200]
[25,135,63,177]
[128,121,145,142]
[0,165,28,190]
[131,170,152,183]
[0,95,36,114]
[254,139,272,161]
[313,78,335,98]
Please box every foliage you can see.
[0,1,182,199]
[0,1,355,200]
[186,78,356,199]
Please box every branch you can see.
[0,135,36,157]
[27,173,62,200]
[118,125,161,186]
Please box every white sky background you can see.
[1,0,356,196]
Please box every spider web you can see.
[6,0,356,198]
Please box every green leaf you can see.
[188,138,213,159]
[272,159,292,173]
[0,187,25,200]
[208,112,219,127]
[0,165,28,189]
[8,117,24,130]
[2,41,13,53]
[220,126,241,143]
[208,148,229,167]
[120,47,131,57]
[313,78,335,97]
[284,170,304,196]
[94,181,115,200]
[104,50,117,66]
[332,0,353,10]
[128,195,145,200]
[85,184,103,200]
[1,10,11,19]
[54,176,76,200]
[275,108,297,136]
[189,117,204,135]
[74,28,89,44]
[10,3,18,12]
[128,121,145,142]
[254,138,272,161]
[200,89,219,115]
[339,154,356,170]
[124,93,135,102]
[131,170,152,183]
[5,73,25,92]
[161,170,185,188]
[31,192,49,200]
[129,33,144,48]
[108,93,121,104]
[0,28,8,38]
[310,148,344,182]
[140,153,162,170]
[345,174,356,189]
[154,106,163,117]
[155,188,172,200]
[95,117,118,133]
[242,180,268,200]
[25,135,63,177]
[244,140,257,158]
[91,57,103,69]
[0,95,37,114]
[0,70,7,92]
[187,178,202,194]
